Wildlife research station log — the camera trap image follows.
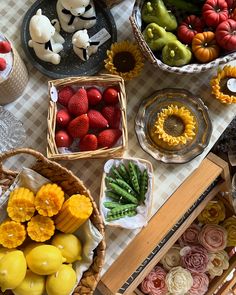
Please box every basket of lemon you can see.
[0,148,105,295]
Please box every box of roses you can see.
[98,153,235,295]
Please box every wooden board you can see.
[99,155,224,295]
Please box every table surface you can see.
[1,0,236,276]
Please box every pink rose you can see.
[198,224,227,252]
[181,245,209,273]
[179,224,201,247]
[140,266,167,295]
[188,272,209,295]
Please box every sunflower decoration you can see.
[104,40,144,81]
[153,105,196,146]
[211,65,236,104]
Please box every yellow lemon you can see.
[51,233,82,263]
[23,242,45,259]
[46,264,77,295]
[0,247,15,260]
[26,245,65,275]
[12,270,45,295]
[0,250,27,292]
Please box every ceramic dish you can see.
[135,88,212,164]
[0,107,26,153]
[21,0,117,78]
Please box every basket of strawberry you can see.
[130,0,236,74]
[47,75,128,160]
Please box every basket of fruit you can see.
[99,157,154,229]
[47,74,127,160]
[130,0,236,74]
[0,148,105,295]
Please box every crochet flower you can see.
[188,272,209,295]
[198,224,227,252]
[180,245,209,273]
[207,250,229,279]
[165,266,193,294]
[104,41,144,81]
[211,65,236,104]
[153,105,196,146]
[178,224,201,247]
[140,266,167,295]
[198,200,225,225]
[160,245,181,271]
[223,217,236,247]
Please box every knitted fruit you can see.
[97,129,122,148]
[7,187,35,222]
[103,87,119,105]
[12,270,45,295]
[56,109,71,128]
[58,86,74,107]
[68,88,88,116]
[26,245,66,275]
[0,221,26,249]
[79,134,98,151]
[0,250,27,292]
[0,58,6,71]
[67,114,89,138]
[55,194,93,233]
[87,87,102,106]
[51,233,82,263]
[27,215,55,242]
[55,130,72,148]
[35,183,64,217]
[46,264,76,295]
[0,41,12,53]
[88,109,109,129]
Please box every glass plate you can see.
[21,0,117,79]
[135,88,212,164]
[0,107,26,153]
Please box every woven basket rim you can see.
[99,156,154,229]
[47,74,128,160]
[0,148,106,295]
[130,0,236,74]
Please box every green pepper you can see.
[141,0,177,31]
[143,23,177,51]
[162,40,192,67]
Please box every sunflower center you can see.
[163,115,185,137]
[113,51,136,73]
[220,78,236,95]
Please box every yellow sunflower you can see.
[153,105,196,146]
[104,40,144,81]
[211,65,236,104]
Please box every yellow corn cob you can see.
[27,215,55,242]
[55,194,93,233]
[35,183,65,217]
[7,187,35,222]
[0,221,26,249]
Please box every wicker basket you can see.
[0,39,28,105]
[0,148,105,295]
[47,74,128,160]
[130,0,236,74]
[99,157,154,229]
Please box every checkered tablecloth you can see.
[1,0,236,275]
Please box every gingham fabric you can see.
[1,0,236,276]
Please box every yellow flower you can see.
[198,200,225,225]
[223,217,236,247]
[211,65,236,104]
[153,105,196,146]
[104,41,144,81]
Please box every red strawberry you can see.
[0,58,6,71]
[55,130,72,148]
[101,106,121,129]
[88,110,109,129]
[103,87,119,105]
[97,129,122,148]
[58,86,74,106]
[79,134,98,151]
[56,109,71,128]
[87,87,102,106]
[67,114,89,138]
[68,88,88,116]
[0,41,11,54]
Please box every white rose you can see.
[160,245,181,271]
[165,266,193,294]
[207,250,229,278]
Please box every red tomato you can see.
[216,19,236,50]
[203,0,229,27]
[177,15,205,44]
